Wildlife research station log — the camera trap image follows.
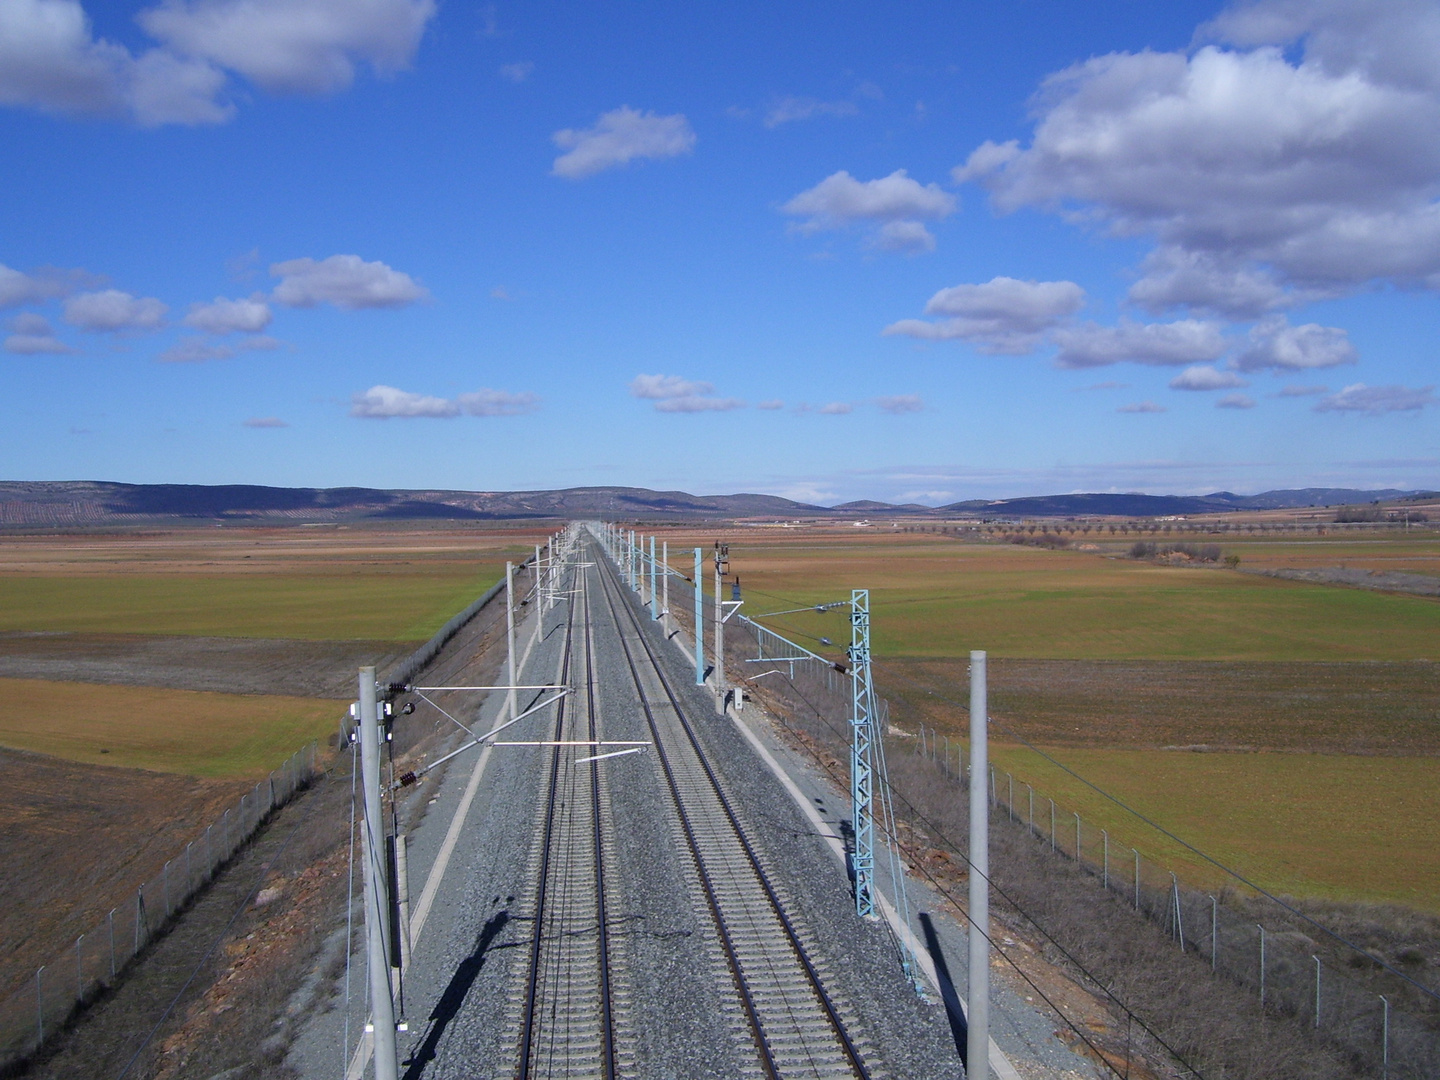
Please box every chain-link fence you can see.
[0,742,318,1068]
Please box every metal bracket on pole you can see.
[849,590,875,920]
[720,599,744,624]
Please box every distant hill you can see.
[0,481,1426,527]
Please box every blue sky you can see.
[2,0,1437,504]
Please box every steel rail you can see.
[514,551,617,1079]
[591,536,870,1080]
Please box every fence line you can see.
[0,742,319,1069]
[910,725,1440,1079]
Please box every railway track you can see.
[590,532,878,1080]
[508,550,633,1079]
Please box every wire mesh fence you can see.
[0,742,319,1068]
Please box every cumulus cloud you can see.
[350,383,539,419]
[1232,316,1357,371]
[551,107,695,179]
[1169,365,1250,391]
[137,0,436,95]
[884,277,1084,354]
[876,394,924,414]
[1052,319,1228,369]
[498,61,533,83]
[1217,392,1256,409]
[954,2,1440,307]
[629,373,742,412]
[242,416,288,428]
[183,295,272,334]
[1118,400,1167,413]
[4,312,74,354]
[0,0,435,126]
[0,262,96,308]
[64,289,167,331]
[764,95,859,128]
[270,254,428,309]
[782,169,955,253]
[818,401,853,415]
[1314,382,1435,414]
[1277,383,1329,397]
[756,399,785,410]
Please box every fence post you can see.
[75,934,83,1001]
[35,966,43,1047]
[1171,873,1184,950]
[1313,956,1321,1028]
[1133,849,1140,910]
[1102,830,1109,889]
[108,908,116,979]
[1381,995,1389,1080]
[134,892,142,953]
[1027,785,1033,834]
[1209,895,1217,972]
[1007,773,1013,821]
[1074,812,1081,863]
[163,860,170,918]
[1258,924,1266,1008]
[1049,800,1056,852]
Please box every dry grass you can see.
[0,678,338,778]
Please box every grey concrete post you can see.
[506,562,517,722]
[649,535,658,619]
[967,650,989,1080]
[662,541,670,635]
[693,547,704,685]
[714,552,726,707]
[358,667,399,1080]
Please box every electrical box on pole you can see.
[848,590,876,919]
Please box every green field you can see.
[0,677,338,778]
[0,565,505,641]
[988,745,1440,912]
[723,537,1439,661]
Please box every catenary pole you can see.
[358,667,398,1080]
[506,562,517,722]
[650,535,658,619]
[694,547,704,685]
[968,650,990,1080]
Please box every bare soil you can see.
[0,632,409,699]
[0,749,248,1002]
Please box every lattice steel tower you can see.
[849,588,876,919]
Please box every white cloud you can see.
[764,95,858,128]
[551,106,695,180]
[242,416,288,428]
[351,384,457,418]
[629,373,743,412]
[884,277,1084,354]
[876,394,924,414]
[1314,382,1435,414]
[5,311,73,353]
[1118,401,1166,413]
[157,333,277,362]
[781,170,955,243]
[138,0,436,95]
[1053,319,1229,369]
[868,220,936,254]
[64,289,167,331]
[1232,316,1356,371]
[350,384,538,418]
[1169,365,1250,391]
[456,388,539,416]
[654,395,745,413]
[0,0,231,125]
[756,399,785,410]
[0,0,434,126]
[630,374,713,400]
[818,401,853,415]
[1216,392,1256,409]
[0,262,95,307]
[183,295,272,334]
[498,61,533,83]
[1277,383,1329,397]
[955,4,1440,306]
[270,254,428,309]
